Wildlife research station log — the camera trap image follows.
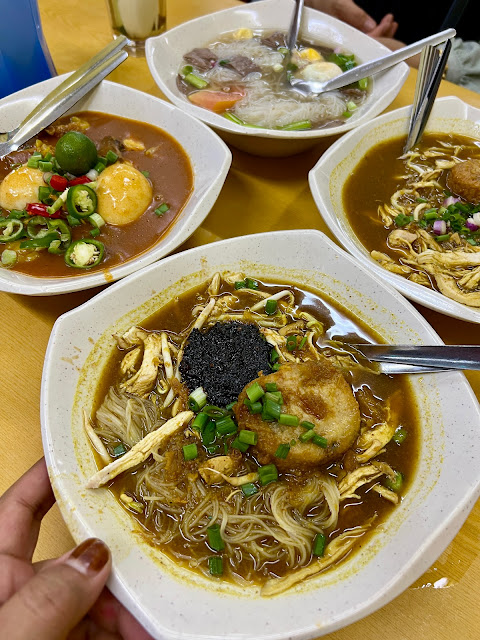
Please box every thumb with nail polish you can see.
[0,537,111,640]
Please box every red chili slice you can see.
[49,174,68,192]
[68,176,92,186]
[26,203,63,219]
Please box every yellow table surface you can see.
[2,0,480,637]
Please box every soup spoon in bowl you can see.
[288,28,455,96]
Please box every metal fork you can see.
[0,36,128,157]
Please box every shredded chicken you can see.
[119,346,142,376]
[120,333,163,396]
[372,484,399,504]
[86,411,193,489]
[261,519,374,596]
[198,456,239,484]
[338,461,395,501]
[355,393,399,463]
[114,326,149,349]
[83,410,110,465]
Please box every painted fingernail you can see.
[364,18,376,30]
[67,538,110,574]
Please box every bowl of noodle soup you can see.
[146,0,409,156]
[42,230,480,639]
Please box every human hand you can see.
[0,458,153,640]
[367,13,399,39]
[306,0,377,33]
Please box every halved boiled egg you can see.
[96,162,153,226]
[0,165,44,211]
[299,61,343,83]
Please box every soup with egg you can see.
[85,273,417,594]
[0,111,193,277]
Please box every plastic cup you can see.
[105,0,167,57]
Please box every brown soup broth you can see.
[93,278,419,585]
[0,111,193,278]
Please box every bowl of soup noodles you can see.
[146,0,409,157]
[42,229,480,639]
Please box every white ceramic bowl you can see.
[0,75,231,295]
[146,0,409,157]
[309,96,480,324]
[42,229,480,640]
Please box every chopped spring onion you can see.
[280,120,312,131]
[202,404,229,418]
[223,112,245,125]
[265,299,278,315]
[299,429,315,443]
[299,335,307,349]
[67,214,82,227]
[27,156,40,168]
[113,443,126,456]
[241,482,258,497]
[258,463,278,486]
[155,203,170,216]
[263,397,282,420]
[312,434,328,448]
[264,391,283,405]
[181,65,193,76]
[265,382,278,392]
[188,387,207,412]
[234,280,247,289]
[278,413,299,427]
[275,443,290,459]
[208,556,223,576]
[238,430,258,445]
[342,111,353,118]
[93,162,106,174]
[231,437,249,452]
[1,249,17,266]
[312,532,326,557]
[38,186,53,203]
[271,348,279,363]
[225,401,236,411]
[105,150,118,164]
[192,412,209,432]
[358,77,368,90]
[185,73,209,89]
[435,233,451,242]
[385,471,404,493]
[301,421,315,430]
[245,277,259,290]
[248,401,263,414]
[393,426,408,445]
[141,170,150,178]
[346,101,357,111]
[207,523,225,551]
[38,160,53,172]
[286,335,297,352]
[215,416,237,435]
[202,421,216,446]
[88,213,105,229]
[183,443,198,461]
[129,501,144,514]
[271,363,281,371]
[246,381,265,403]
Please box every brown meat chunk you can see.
[183,48,217,71]
[447,159,480,203]
[234,359,360,471]
[97,136,124,159]
[226,55,260,77]
[260,31,286,49]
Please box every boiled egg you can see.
[0,165,44,211]
[96,162,153,226]
[299,61,343,83]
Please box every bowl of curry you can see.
[0,75,231,295]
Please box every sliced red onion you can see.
[433,220,447,235]
[473,212,480,226]
[443,196,461,207]
[466,218,479,231]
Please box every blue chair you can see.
[0,0,56,99]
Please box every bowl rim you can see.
[309,95,480,324]
[0,75,231,295]
[41,228,480,640]
[145,0,409,140]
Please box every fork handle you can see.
[5,45,127,154]
[320,28,456,93]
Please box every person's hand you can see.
[306,0,378,33]
[0,458,153,640]
[366,13,398,39]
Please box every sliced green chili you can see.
[0,219,24,243]
[66,184,97,218]
[64,238,104,268]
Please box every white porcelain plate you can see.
[42,230,480,640]
[0,75,231,295]
[309,96,480,323]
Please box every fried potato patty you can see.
[447,159,480,203]
[234,359,360,470]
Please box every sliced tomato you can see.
[188,89,246,114]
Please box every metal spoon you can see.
[350,344,480,372]
[0,36,128,157]
[289,28,455,96]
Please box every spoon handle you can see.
[2,40,128,155]
[319,28,456,93]
[287,0,305,53]
[351,344,480,370]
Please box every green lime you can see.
[55,131,98,176]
